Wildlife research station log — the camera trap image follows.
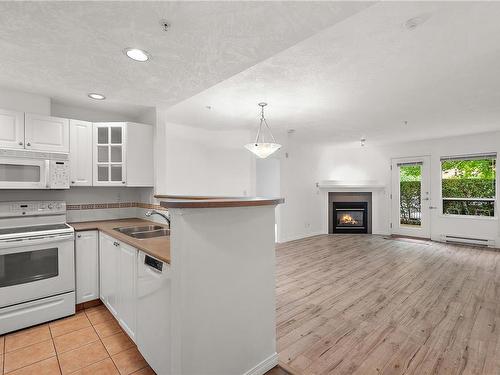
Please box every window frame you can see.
[439,153,498,220]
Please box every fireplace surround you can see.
[328,192,372,234]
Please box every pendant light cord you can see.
[254,103,277,143]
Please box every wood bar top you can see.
[154,194,241,200]
[70,218,171,263]
[158,196,285,209]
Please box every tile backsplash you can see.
[0,187,169,224]
[66,201,167,223]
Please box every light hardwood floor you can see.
[276,235,500,375]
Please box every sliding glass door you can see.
[391,156,431,238]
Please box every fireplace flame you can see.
[340,214,358,225]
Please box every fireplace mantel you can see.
[317,180,386,190]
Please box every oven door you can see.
[0,157,48,189]
[0,233,74,307]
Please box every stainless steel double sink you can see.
[114,225,170,239]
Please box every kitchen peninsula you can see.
[158,195,284,375]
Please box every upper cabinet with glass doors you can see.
[93,122,153,187]
[94,123,126,186]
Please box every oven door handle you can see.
[0,233,74,250]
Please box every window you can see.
[441,154,496,217]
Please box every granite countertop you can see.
[70,218,171,263]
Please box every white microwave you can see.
[0,149,70,189]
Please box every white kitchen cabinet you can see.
[0,109,24,149]
[75,230,99,304]
[93,122,153,187]
[99,233,120,317]
[125,122,154,187]
[98,232,138,341]
[25,113,70,153]
[93,123,126,186]
[69,120,93,186]
[117,242,138,341]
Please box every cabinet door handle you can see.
[71,181,75,184]
[121,181,126,184]
[26,142,31,146]
[77,234,81,238]
[18,141,23,146]
[113,241,120,246]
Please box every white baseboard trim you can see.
[279,231,325,243]
[243,352,279,375]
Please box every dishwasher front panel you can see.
[136,251,171,375]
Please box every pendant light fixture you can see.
[244,102,281,158]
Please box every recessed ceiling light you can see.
[88,93,105,100]
[123,48,150,62]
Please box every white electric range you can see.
[0,201,75,334]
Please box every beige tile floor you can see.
[0,304,155,374]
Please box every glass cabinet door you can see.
[95,124,125,185]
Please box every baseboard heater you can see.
[440,234,495,248]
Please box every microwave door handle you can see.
[44,160,50,188]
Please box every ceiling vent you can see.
[404,14,430,30]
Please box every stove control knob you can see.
[48,203,53,209]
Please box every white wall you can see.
[278,133,326,241]
[155,112,255,197]
[256,158,281,241]
[256,158,280,197]
[0,87,50,114]
[280,131,500,244]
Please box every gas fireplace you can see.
[332,202,368,234]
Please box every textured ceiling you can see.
[165,1,500,144]
[0,1,372,117]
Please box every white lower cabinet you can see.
[75,231,99,304]
[117,242,137,341]
[98,232,137,341]
[99,233,120,317]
